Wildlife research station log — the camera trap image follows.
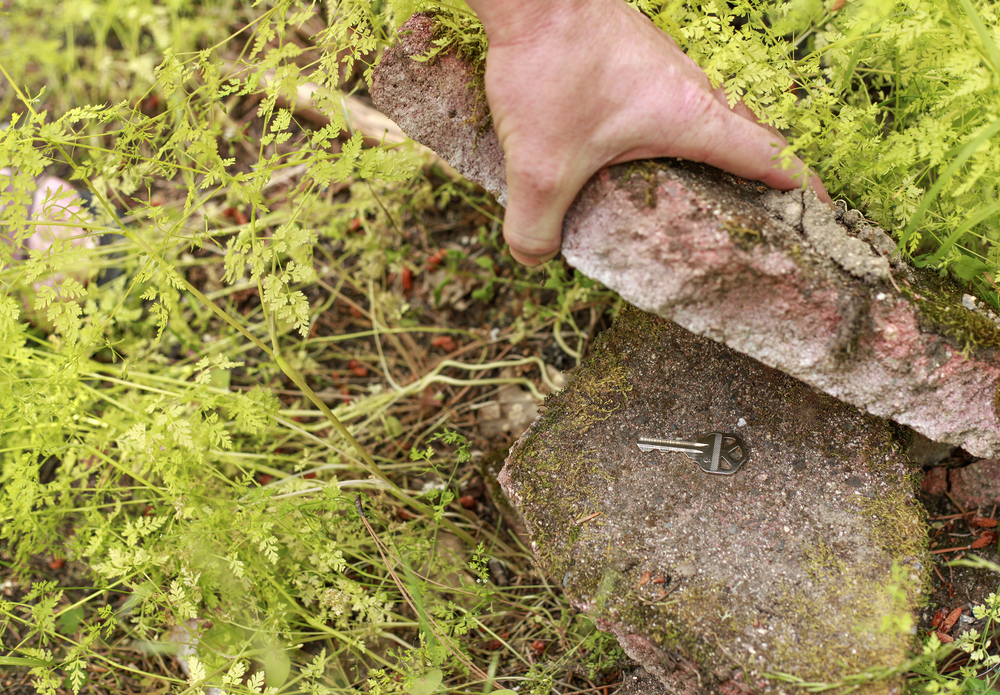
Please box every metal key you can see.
[636,432,749,475]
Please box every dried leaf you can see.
[431,335,457,352]
[971,530,998,549]
[930,607,949,630]
[638,570,652,587]
[940,607,963,633]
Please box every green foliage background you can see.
[3,0,1000,693]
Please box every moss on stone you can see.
[904,270,1000,352]
[424,10,491,131]
[722,218,764,250]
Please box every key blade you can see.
[636,437,707,454]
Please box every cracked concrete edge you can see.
[371,14,1000,457]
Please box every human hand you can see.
[466,0,831,265]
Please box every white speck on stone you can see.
[783,526,791,533]
[963,294,977,310]
[737,417,747,427]
[876,292,886,301]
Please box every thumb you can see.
[501,153,593,266]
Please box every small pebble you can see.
[791,459,806,470]
[846,476,864,488]
[963,294,977,310]
[737,417,747,427]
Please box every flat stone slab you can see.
[500,306,927,693]
[371,14,1000,458]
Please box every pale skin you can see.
[464,0,832,266]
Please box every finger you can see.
[683,106,832,204]
[501,154,591,266]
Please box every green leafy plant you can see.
[0,4,623,694]
[641,0,1000,307]
[8,0,1000,693]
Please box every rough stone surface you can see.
[500,306,927,694]
[372,14,507,205]
[949,460,1000,510]
[920,467,949,497]
[613,668,672,695]
[371,16,1000,458]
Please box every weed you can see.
[5,0,1000,692]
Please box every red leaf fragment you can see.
[652,574,666,584]
[49,557,65,570]
[459,495,476,509]
[347,359,369,377]
[402,267,413,293]
[223,206,248,225]
[531,640,547,657]
[638,570,652,587]
[431,335,457,352]
[428,249,447,269]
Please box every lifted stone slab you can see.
[500,306,926,694]
[371,14,1000,458]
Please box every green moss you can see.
[722,218,763,250]
[424,10,491,131]
[904,271,1000,352]
[620,161,666,208]
[802,538,847,580]
[994,379,1000,421]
